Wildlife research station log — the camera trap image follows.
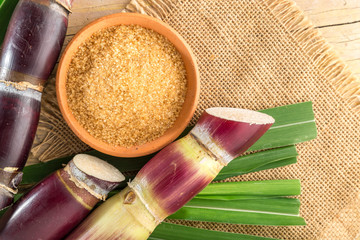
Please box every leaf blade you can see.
[250,102,317,151]
[169,206,306,226]
[215,145,298,181]
[185,197,301,215]
[248,157,298,174]
[198,179,301,197]
[150,222,277,240]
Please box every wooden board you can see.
[67,0,360,79]
[296,0,360,79]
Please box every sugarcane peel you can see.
[67,108,275,240]
[65,154,124,200]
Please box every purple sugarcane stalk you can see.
[0,154,124,240]
[66,108,275,240]
[0,0,74,209]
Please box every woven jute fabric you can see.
[29,0,360,239]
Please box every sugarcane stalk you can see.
[67,107,275,239]
[0,0,74,209]
[0,154,124,240]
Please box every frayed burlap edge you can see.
[262,0,360,110]
[126,0,360,112]
[125,0,175,19]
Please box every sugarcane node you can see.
[124,190,136,204]
[0,80,44,92]
[189,133,219,161]
[0,67,47,91]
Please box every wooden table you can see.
[297,0,360,79]
[68,0,360,80]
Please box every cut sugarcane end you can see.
[192,108,275,165]
[73,154,125,183]
[206,108,275,124]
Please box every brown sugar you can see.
[66,25,187,147]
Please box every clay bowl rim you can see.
[56,12,199,158]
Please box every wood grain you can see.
[64,0,360,79]
[295,0,360,78]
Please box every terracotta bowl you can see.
[56,13,199,157]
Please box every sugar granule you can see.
[66,25,187,147]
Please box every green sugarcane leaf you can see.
[177,180,305,226]
[198,179,301,196]
[150,222,277,240]
[194,195,283,200]
[222,146,297,174]
[215,157,297,181]
[249,122,317,151]
[170,184,305,226]
[247,157,298,174]
[261,102,315,127]
[0,206,9,217]
[249,102,317,151]
[168,205,305,226]
[185,197,300,215]
[215,146,298,181]
[0,0,19,46]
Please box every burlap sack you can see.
[30,0,360,239]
